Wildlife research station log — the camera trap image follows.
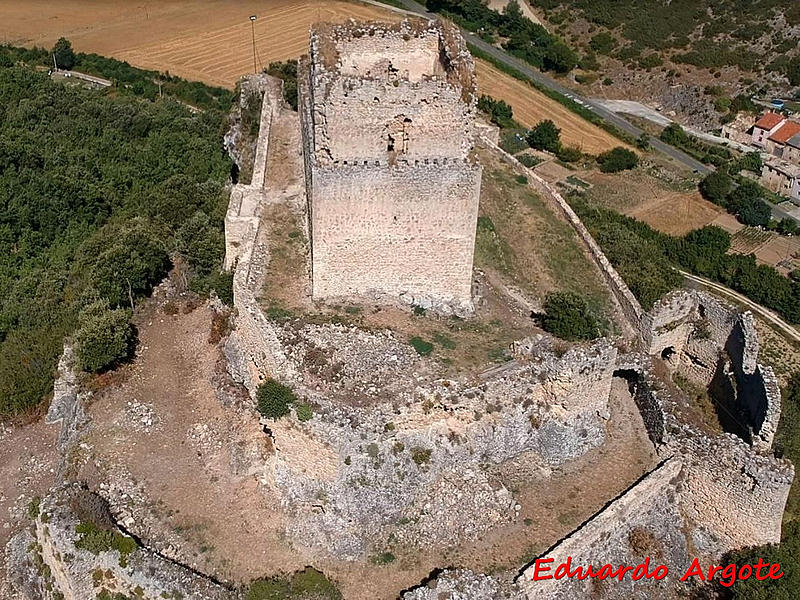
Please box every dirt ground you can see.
[627,190,724,236]
[475,61,623,153]
[453,376,658,572]
[0,419,60,596]
[74,298,657,599]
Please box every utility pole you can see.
[250,15,258,74]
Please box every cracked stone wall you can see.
[517,458,688,600]
[263,334,617,559]
[17,486,234,600]
[642,290,781,452]
[516,352,793,600]
[300,19,481,308]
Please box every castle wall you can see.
[482,137,645,334]
[313,79,472,162]
[303,19,480,308]
[309,162,480,305]
[679,434,792,550]
[517,458,688,600]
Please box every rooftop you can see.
[755,112,785,130]
[788,132,800,150]
[770,120,800,144]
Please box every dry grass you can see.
[755,317,800,387]
[257,142,613,375]
[581,169,724,235]
[475,60,623,154]
[0,0,401,88]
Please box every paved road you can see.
[680,270,800,343]
[390,0,799,224]
[392,0,710,172]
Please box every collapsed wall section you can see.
[642,289,782,452]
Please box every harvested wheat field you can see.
[0,0,402,88]
[4,0,626,152]
[627,191,725,236]
[475,60,623,153]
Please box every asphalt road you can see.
[391,0,799,224]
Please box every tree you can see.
[635,133,650,150]
[727,180,771,227]
[52,38,76,70]
[597,147,638,172]
[543,42,578,73]
[660,122,690,146]
[541,292,602,341]
[526,120,561,153]
[699,171,733,205]
[74,301,135,373]
[256,379,297,419]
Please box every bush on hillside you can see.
[526,119,561,153]
[256,379,297,420]
[597,147,638,172]
[75,302,135,373]
[541,292,602,340]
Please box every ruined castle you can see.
[298,20,481,311]
[10,17,796,600]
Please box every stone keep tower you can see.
[298,19,482,311]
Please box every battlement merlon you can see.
[307,18,478,165]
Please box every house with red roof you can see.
[751,112,786,147]
[766,120,800,160]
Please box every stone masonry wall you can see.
[517,458,688,600]
[31,486,233,600]
[480,136,645,335]
[642,289,782,452]
[303,19,480,308]
[309,162,480,306]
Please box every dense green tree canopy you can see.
[526,119,561,153]
[0,61,232,416]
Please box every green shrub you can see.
[256,379,297,420]
[517,154,541,168]
[698,171,732,205]
[265,60,298,110]
[596,147,638,172]
[541,292,602,341]
[295,403,313,422]
[556,145,583,163]
[526,120,561,153]
[410,447,432,465]
[370,552,396,565]
[248,567,342,600]
[515,174,529,184]
[74,521,138,557]
[477,94,518,129]
[410,337,434,356]
[75,302,135,373]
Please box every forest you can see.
[426,0,578,73]
[527,0,800,82]
[0,56,232,417]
